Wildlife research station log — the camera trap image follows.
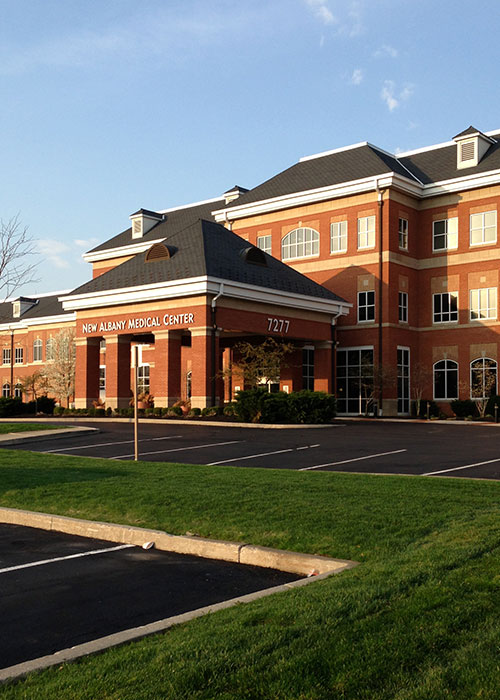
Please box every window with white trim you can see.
[15,347,23,364]
[357,216,375,249]
[470,357,497,399]
[257,235,272,255]
[470,288,497,320]
[137,365,150,395]
[330,221,347,253]
[46,338,54,361]
[398,292,408,323]
[470,211,496,246]
[2,348,11,365]
[434,359,458,400]
[336,347,374,414]
[358,291,375,323]
[398,218,408,250]
[2,383,10,397]
[33,339,42,362]
[433,217,458,251]
[99,366,106,399]
[397,348,410,414]
[14,383,22,398]
[433,292,458,323]
[281,227,319,261]
[302,348,314,390]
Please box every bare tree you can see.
[411,362,433,417]
[471,362,497,418]
[0,215,39,299]
[42,329,76,407]
[18,371,49,409]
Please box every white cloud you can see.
[74,238,99,249]
[350,68,363,85]
[380,80,414,112]
[374,44,398,59]
[37,239,71,269]
[305,0,336,25]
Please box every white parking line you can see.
[0,544,135,575]
[43,436,183,453]
[298,449,407,471]
[112,440,243,460]
[423,457,500,477]
[208,444,320,466]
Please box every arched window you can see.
[46,337,54,361]
[14,383,22,398]
[186,370,192,400]
[281,227,319,261]
[470,357,497,399]
[433,360,458,400]
[2,383,10,398]
[33,339,42,362]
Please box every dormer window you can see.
[453,126,495,170]
[129,209,164,239]
[12,297,37,318]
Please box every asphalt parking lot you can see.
[0,523,298,674]
[5,419,500,480]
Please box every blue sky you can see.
[2,0,500,295]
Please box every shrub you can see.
[188,407,202,417]
[36,396,56,415]
[153,406,162,417]
[95,407,106,417]
[450,399,478,419]
[223,402,237,417]
[0,397,23,417]
[259,392,295,424]
[53,405,64,416]
[234,388,269,422]
[288,390,336,424]
[169,405,183,417]
[485,394,500,419]
[411,399,439,418]
[161,407,170,417]
[106,407,113,417]
[201,406,218,417]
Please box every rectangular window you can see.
[15,347,23,364]
[470,288,497,320]
[433,292,458,323]
[302,348,315,390]
[336,347,374,414]
[470,211,496,246]
[257,235,272,255]
[2,348,11,365]
[398,218,408,250]
[433,217,458,251]
[397,348,410,414]
[137,365,150,395]
[398,292,408,323]
[358,290,375,323]
[357,216,375,249]
[330,221,347,253]
[99,366,106,398]
[33,340,42,362]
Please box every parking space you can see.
[0,524,298,672]
[3,419,500,479]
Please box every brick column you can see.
[153,330,182,407]
[191,327,220,408]
[314,341,333,393]
[75,337,100,409]
[105,335,131,410]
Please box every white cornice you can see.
[0,313,76,332]
[83,238,166,263]
[60,275,350,317]
[421,169,500,197]
[213,174,417,222]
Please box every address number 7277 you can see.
[267,317,290,333]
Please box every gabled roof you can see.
[68,219,347,305]
[88,198,226,255]
[221,144,418,211]
[0,293,69,325]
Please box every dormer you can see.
[453,126,496,170]
[129,209,164,239]
[223,185,249,205]
[12,297,37,318]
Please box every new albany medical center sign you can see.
[82,312,195,335]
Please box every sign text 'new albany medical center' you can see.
[82,313,195,335]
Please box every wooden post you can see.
[134,344,139,461]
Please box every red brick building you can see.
[2,126,500,415]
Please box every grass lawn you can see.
[0,449,499,699]
[0,423,70,434]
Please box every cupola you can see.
[129,209,164,239]
[453,126,496,170]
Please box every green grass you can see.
[0,423,70,434]
[0,450,499,699]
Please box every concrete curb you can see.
[0,417,335,429]
[0,507,357,683]
[0,426,99,446]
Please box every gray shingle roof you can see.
[0,294,67,324]
[69,219,347,304]
[221,144,419,210]
[88,198,226,254]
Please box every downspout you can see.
[376,182,385,416]
[330,312,342,396]
[10,327,14,398]
[224,212,232,231]
[210,282,224,407]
